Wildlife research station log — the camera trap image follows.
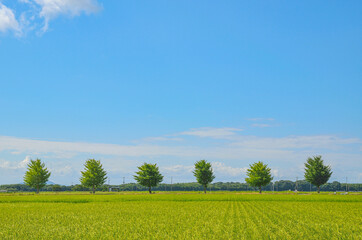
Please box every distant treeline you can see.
[0,180,361,192]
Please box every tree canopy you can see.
[134,163,163,194]
[193,160,215,193]
[23,158,51,194]
[245,161,273,193]
[304,155,332,193]
[80,159,107,194]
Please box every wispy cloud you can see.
[0,3,21,34]
[0,133,360,160]
[248,118,276,128]
[0,0,101,35]
[162,165,193,173]
[161,162,247,179]
[51,165,72,176]
[179,127,243,138]
[212,162,247,177]
[230,135,361,150]
[0,128,361,183]
[32,0,102,31]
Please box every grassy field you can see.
[0,192,361,239]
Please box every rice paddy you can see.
[0,192,361,239]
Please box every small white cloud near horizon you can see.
[51,165,72,176]
[0,155,31,169]
[162,165,194,174]
[161,162,247,178]
[18,156,31,168]
[212,162,247,177]
[271,169,279,178]
[0,3,21,34]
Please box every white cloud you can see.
[0,155,31,169]
[0,0,101,35]
[18,156,31,168]
[0,136,198,157]
[0,3,21,34]
[162,165,194,173]
[51,165,72,176]
[0,129,361,183]
[230,135,361,150]
[180,127,243,138]
[161,162,247,178]
[212,162,247,177]
[0,134,360,160]
[32,0,101,31]
[271,169,279,178]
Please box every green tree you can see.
[245,161,273,193]
[134,163,163,194]
[304,155,332,193]
[80,159,107,194]
[52,184,62,192]
[71,184,88,191]
[193,160,215,194]
[23,158,51,194]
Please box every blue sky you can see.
[0,0,361,185]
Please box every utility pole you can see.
[296,177,298,191]
[171,177,173,192]
[346,177,348,192]
[123,177,125,191]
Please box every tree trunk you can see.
[259,186,262,194]
[92,185,95,194]
[203,186,206,194]
[318,186,320,194]
[148,186,151,194]
[36,186,39,194]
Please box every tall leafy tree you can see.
[134,163,163,194]
[80,159,107,194]
[193,160,215,194]
[245,161,273,193]
[23,158,51,194]
[304,155,332,193]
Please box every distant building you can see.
[109,187,120,192]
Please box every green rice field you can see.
[0,192,361,239]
